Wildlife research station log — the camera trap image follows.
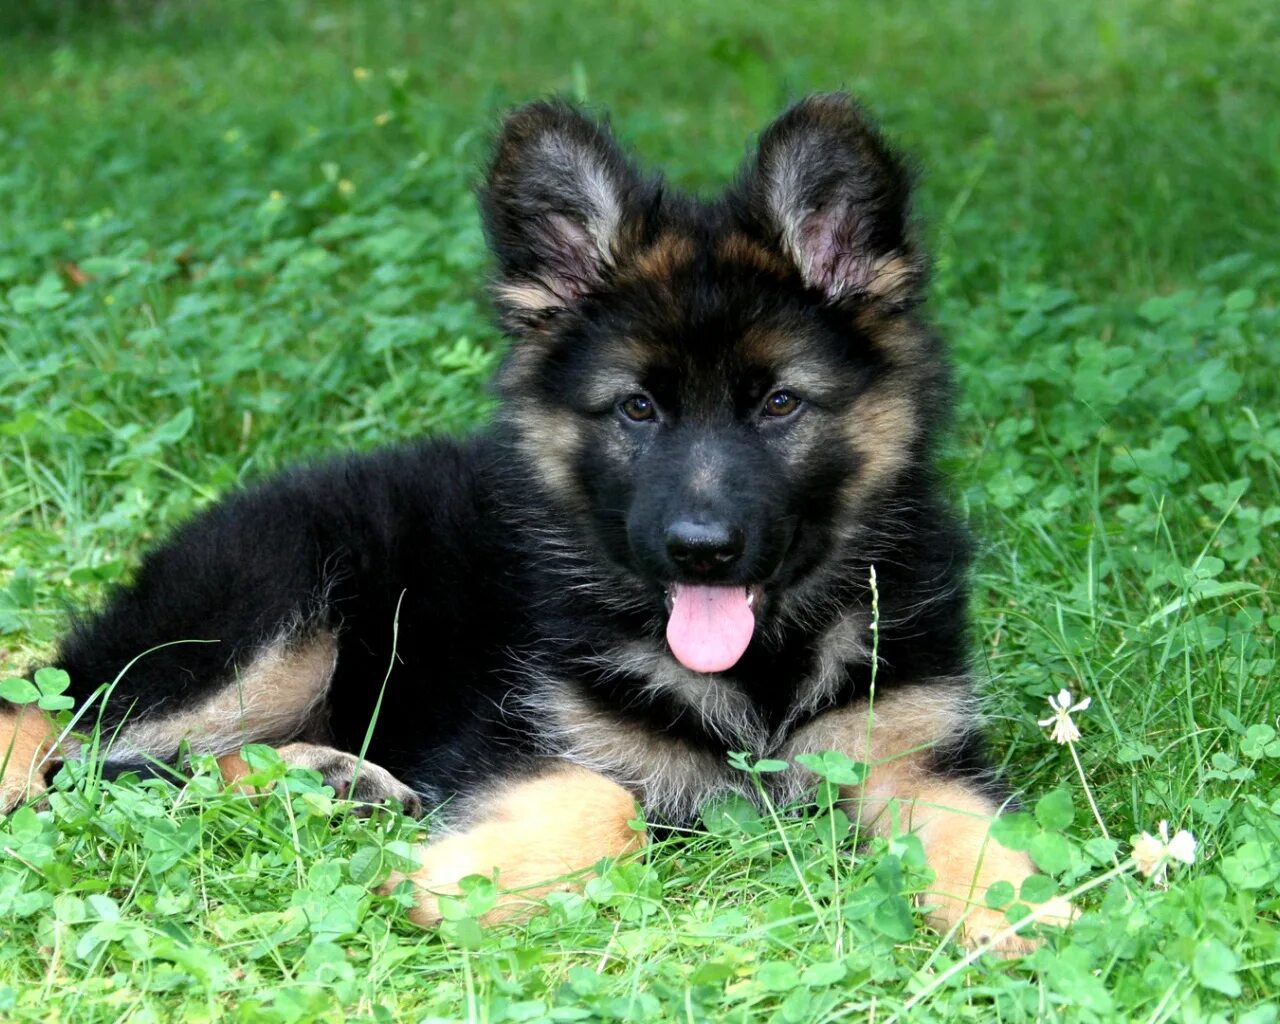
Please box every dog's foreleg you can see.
[849,760,1075,952]
[790,681,1074,953]
[384,761,647,925]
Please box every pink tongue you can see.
[666,584,756,673]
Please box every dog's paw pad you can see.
[946,896,1078,956]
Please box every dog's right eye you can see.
[762,389,801,418]
[619,395,657,422]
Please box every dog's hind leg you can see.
[31,462,369,783]
[5,639,422,817]
[99,630,340,768]
[1,628,342,812]
[383,762,647,925]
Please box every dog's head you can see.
[482,94,948,673]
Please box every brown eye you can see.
[763,390,801,418]
[620,394,656,422]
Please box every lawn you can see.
[1,1,1278,1020]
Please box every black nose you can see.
[665,519,745,575]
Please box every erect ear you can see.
[735,93,924,308]
[480,100,650,334]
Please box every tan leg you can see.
[384,762,646,926]
[853,762,1074,951]
[0,705,57,812]
[789,683,1074,953]
[217,742,423,816]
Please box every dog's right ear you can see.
[481,101,649,335]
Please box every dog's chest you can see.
[542,611,871,823]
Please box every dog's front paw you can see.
[381,829,558,927]
[382,779,647,926]
[928,891,1076,955]
[378,763,646,927]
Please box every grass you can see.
[1,0,1278,1020]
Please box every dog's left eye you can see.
[620,394,657,422]
[762,390,801,418]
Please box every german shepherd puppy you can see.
[1,94,1069,950]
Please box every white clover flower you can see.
[1132,820,1197,885]
[1038,688,1092,745]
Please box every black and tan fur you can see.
[1,95,1069,951]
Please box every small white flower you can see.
[1038,688,1092,745]
[1166,827,1197,865]
[1131,830,1164,879]
[1132,820,1197,885]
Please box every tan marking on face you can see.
[786,683,1075,952]
[494,339,554,394]
[628,232,696,281]
[0,705,57,811]
[840,383,919,505]
[508,404,585,506]
[717,233,790,275]
[383,762,646,926]
[109,632,337,761]
[577,364,648,410]
[779,358,851,400]
[738,330,845,402]
[738,325,806,365]
[493,280,564,316]
[857,314,930,367]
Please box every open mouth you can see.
[663,583,764,674]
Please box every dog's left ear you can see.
[481,101,650,335]
[735,93,923,308]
